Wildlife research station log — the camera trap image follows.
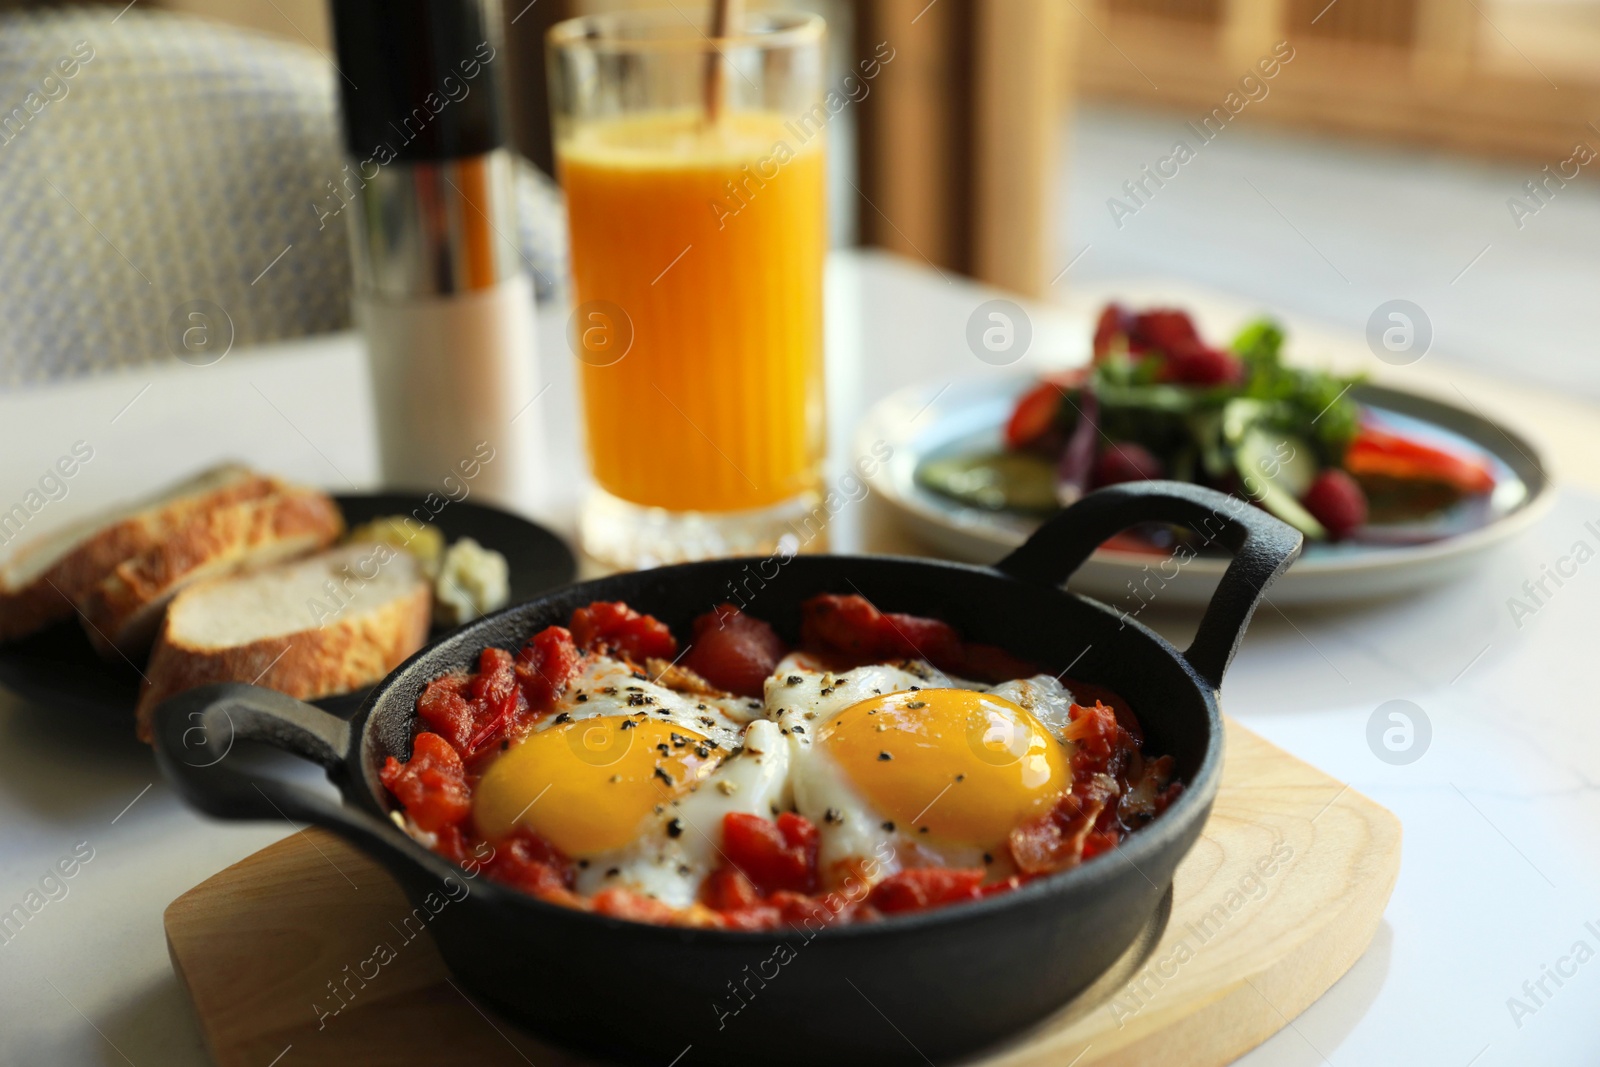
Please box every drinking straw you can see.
[703,0,743,123]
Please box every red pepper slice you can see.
[1345,424,1495,494]
[1005,380,1065,450]
[1004,368,1088,451]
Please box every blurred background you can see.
[0,0,1593,395]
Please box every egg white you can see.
[548,653,750,750]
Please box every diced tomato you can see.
[720,812,819,895]
[1060,682,1142,742]
[468,646,517,706]
[702,858,876,930]
[379,732,472,833]
[1061,702,1126,777]
[682,604,788,698]
[768,889,869,928]
[702,866,765,911]
[700,869,785,929]
[592,887,682,925]
[799,593,1044,682]
[867,868,985,914]
[1009,786,1110,875]
[569,602,678,663]
[430,824,476,866]
[415,672,475,750]
[1345,424,1495,494]
[799,594,963,672]
[515,625,582,711]
[484,829,574,897]
[464,647,525,754]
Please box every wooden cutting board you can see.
[165,719,1400,1067]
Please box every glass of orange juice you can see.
[548,11,827,569]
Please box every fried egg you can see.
[471,656,750,860]
[773,658,1080,884]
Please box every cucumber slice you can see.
[916,452,1059,515]
[1234,427,1327,540]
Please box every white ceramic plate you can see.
[857,376,1554,606]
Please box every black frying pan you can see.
[151,481,1300,1067]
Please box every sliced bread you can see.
[135,542,432,741]
[0,465,278,642]
[79,485,344,659]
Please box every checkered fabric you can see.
[0,7,565,386]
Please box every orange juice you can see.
[559,111,826,513]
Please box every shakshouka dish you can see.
[379,597,1181,930]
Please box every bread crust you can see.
[135,577,431,742]
[80,488,344,658]
[0,467,278,642]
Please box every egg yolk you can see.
[473,716,718,857]
[818,689,1069,850]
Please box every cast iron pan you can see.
[151,481,1301,1067]
[0,493,576,717]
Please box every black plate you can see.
[152,481,1301,1067]
[0,493,576,717]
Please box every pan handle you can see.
[150,683,371,831]
[994,480,1303,690]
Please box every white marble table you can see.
[1,251,1597,1067]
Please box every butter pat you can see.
[434,537,510,626]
